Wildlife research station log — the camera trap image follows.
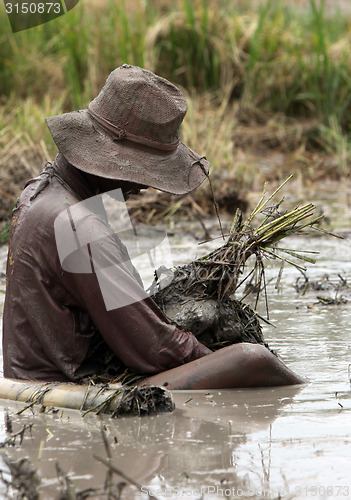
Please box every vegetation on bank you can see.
[1,0,351,232]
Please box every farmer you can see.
[3,65,306,389]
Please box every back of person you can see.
[3,164,99,381]
[3,65,305,389]
[3,156,210,383]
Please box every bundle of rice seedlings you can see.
[183,176,325,302]
[154,176,339,350]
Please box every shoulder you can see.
[9,176,81,266]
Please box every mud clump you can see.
[154,265,269,351]
[111,386,175,417]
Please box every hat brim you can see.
[46,110,209,195]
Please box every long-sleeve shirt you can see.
[3,155,210,382]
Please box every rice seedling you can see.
[145,2,230,90]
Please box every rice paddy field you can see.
[2,3,351,496]
[1,0,351,240]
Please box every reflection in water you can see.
[0,386,303,499]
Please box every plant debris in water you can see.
[81,385,174,418]
[295,271,350,294]
[0,457,40,500]
[0,416,156,500]
[154,176,340,350]
[295,271,350,306]
[1,380,174,419]
[110,386,174,418]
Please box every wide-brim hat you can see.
[46,65,210,195]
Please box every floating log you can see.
[0,378,174,417]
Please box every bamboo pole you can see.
[0,378,174,417]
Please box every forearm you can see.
[68,267,211,374]
[91,296,212,374]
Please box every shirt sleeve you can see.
[63,216,211,374]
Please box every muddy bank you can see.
[1,145,349,230]
[0,157,247,240]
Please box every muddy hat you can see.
[46,65,209,195]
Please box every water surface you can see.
[0,185,351,499]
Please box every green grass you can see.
[0,221,10,246]
[1,0,351,117]
[1,0,351,184]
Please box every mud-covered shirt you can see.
[2,155,210,382]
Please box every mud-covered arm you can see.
[64,226,211,374]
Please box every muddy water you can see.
[0,186,351,499]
